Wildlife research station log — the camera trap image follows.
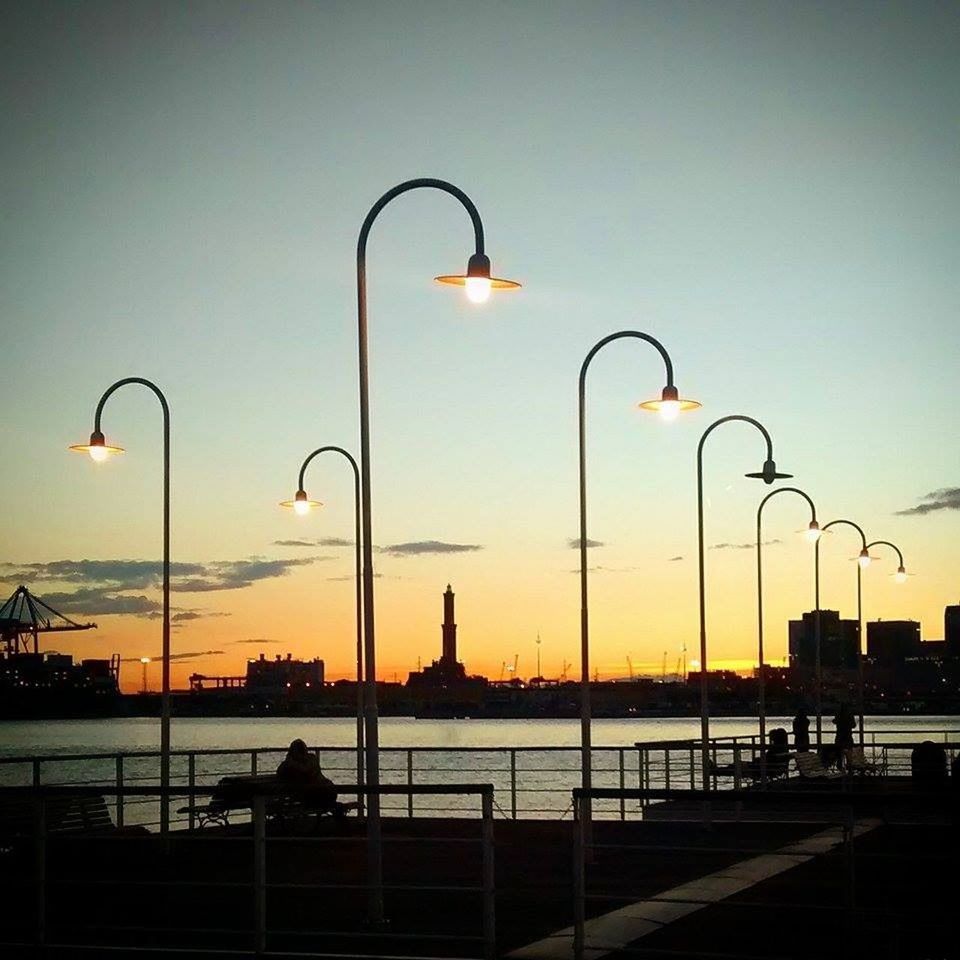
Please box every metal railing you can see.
[570,784,957,959]
[0,729,956,827]
[0,782,496,959]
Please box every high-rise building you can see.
[946,604,960,659]
[866,620,921,666]
[788,610,859,670]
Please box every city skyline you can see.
[2,3,957,693]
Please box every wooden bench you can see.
[1,793,114,851]
[178,774,359,829]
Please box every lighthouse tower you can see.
[441,584,457,664]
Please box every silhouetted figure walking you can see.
[792,708,810,752]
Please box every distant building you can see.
[867,620,922,666]
[407,584,484,690]
[788,610,858,670]
[246,653,324,691]
[946,604,960,659]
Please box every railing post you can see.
[32,758,41,788]
[510,749,518,820]
[34,795,46,948]
[664,748,671,791]
[572,793,586,960]
[253,795,266,956]
[115,755,125,828]
[407,750,414,818]
[481,790,496,960]
[250,750,258,775]
[637,747,646,815]
[618,749,625,821]
[733,744,742,791]
[689,746,696,790]
[188,753,196,832]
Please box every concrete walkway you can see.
[507,818,880,960]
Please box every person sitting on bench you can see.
[710,728,790,781]
[277,739,337,812]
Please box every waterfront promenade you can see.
[1,723,957,958]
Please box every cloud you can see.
[325,572,386,581]
[668,556,684,562]
[895,487,960,517]
[710,539,782,550]
[380,540,482,556]
[567,538,604,550]
[121,650,224,663]
[38,590,160,617]
[233,638,281,645]
[274,536,355,548]
[567,565,640,575]
[0,556,330,595]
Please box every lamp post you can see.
[696,416,792,786]
[578,331,700,827]
[140,657,150,695]
[70,377,171,835]
[815,519,870,747]
[280,446,364,816]
[756,487,820,770]
[356,179,519,922]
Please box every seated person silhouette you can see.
[277,739,338,812]
[710,728,790,781]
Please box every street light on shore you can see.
[70,377,171,835]
[281,445,364,816]
[696,415,791,787]
[816,518,869,747]
[756,487,819,770]
[355,178,518,923]
[140,657,150,695]
[578,331,700,829]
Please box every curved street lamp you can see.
[70,377,171,835]
[756,486,820,773]
[696,416,792,784]
[866,540,908,584]
[816,518,869,747]
[280,445,364,816]
[356,178,519,922]
[578,331,700,827]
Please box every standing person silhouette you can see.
[832,702,856,770]
[792,707,811,752]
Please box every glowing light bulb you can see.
[293,498,311,517]
[804,523,822,543]
[658,399,681,422]
[465,276,492,304]
[858,551,871,569]
[895,567,907,584]
[88,444,109,463]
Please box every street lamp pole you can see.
[696,416,791,787]
[140,657,150,695]
[816,519,870,747]
[355,179,518,923]
[578,331,700,829]
[756,487,820,771]
[281,446,364,816]
[70,377,170,835]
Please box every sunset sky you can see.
[2,2,957,692]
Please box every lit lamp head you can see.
[435,253,521,304]
[804,520,822,543]
[279,489,322,516]
[745,459,793,485]
[69,430,124,462]
[638,385,702,422]
[895,565,908,584]
[140,657,150,665]
[857,547,872,570]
